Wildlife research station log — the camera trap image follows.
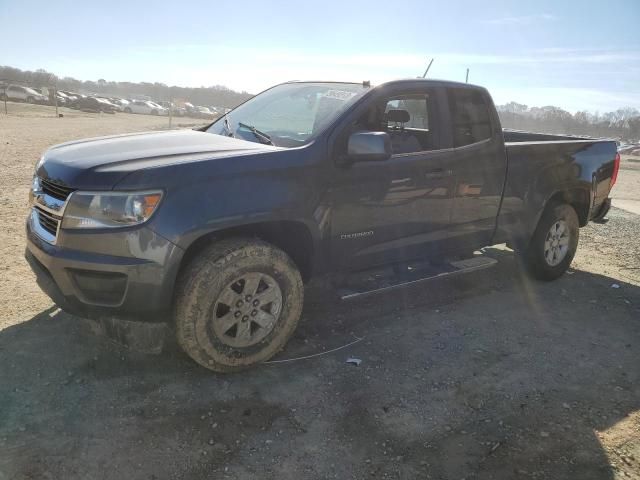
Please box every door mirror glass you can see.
[347,131,392,162]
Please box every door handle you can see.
[424,169,452,179]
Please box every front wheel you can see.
[174,238,304,372]
[26,96,35,104]
[522,203,579,281]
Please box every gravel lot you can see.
[0,104,638,480]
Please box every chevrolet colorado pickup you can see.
[25,79,619,372]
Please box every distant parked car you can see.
[53,91,71,105]
[124,100,168,115]
[76,96,116,114]
[0,85,48,103]
[59,91,85,109]
[107,98,130,111]
[183,102,198,116]
[94,97,121,111]
[40,89,67,106]
[194,106,215,119]
[618,144,639,154]
[59,90,82,101]
[159,101,186,116]
[55,91,70,102]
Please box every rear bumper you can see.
[25,217,184,322]
[591,198,611,223]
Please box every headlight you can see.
[61,191,163,229]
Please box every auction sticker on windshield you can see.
[322,90,358,100]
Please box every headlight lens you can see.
[61,191,162,229]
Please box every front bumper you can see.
[25,214,184,322]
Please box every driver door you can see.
[329,85,457,271]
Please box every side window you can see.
[354,92,437,155]
[447,88,493,147]
[384,96,429,131]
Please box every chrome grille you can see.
[34,206,61,237]
[30,176,70,244]
[40,178,75,201]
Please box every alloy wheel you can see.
[211,272,282,348]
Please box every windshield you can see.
[206,82,368,147]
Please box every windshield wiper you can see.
[223,115,234,137]
[237,122,274,145]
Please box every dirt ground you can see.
[0,103,638,480]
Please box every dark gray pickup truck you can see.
[25,79,619,371]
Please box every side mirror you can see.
[347,131,392,162]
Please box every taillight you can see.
[610,152,620,189]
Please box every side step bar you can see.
[338,255,498,301]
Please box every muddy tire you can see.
[174,238,304,372]
[523,203,579,281]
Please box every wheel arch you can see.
[544,187,590,227]
[177,220,317,283]
[507,186,591,251]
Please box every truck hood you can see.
[37,129,277,189]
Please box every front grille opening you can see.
[35,207,61,236]
[40,178,75,201]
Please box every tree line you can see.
[2,65,639,141]
[496,102,640,142]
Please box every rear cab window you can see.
[447,88,493,147]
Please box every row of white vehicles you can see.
[1,84,231,118]
[123,99,169,115]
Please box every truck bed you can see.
[502,128,608,144]
[497,130,618,244]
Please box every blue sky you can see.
[1,0,639,112]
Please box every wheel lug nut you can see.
[245,295,252,301]
[253,300,259,306]
[236,300,243,308]
[234,311,241,318]
[251,310,257,317]
[242,315,249,322]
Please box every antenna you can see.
[465,68,470,83]
[422,58,434,78]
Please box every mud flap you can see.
[81,316,168,354]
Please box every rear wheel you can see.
[522,203,579,281]
[174,238,304,372]
[26,96,35,104]
[124,107,132,113]
[151,109,158,115]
